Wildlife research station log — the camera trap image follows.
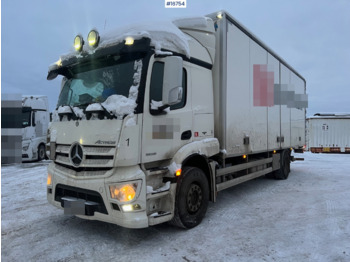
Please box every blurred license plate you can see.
[63,198,85,215]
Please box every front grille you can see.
[54,144,116,171]
[55,184,108,215]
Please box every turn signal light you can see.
[47,173,52,186]
[176,169,182,177]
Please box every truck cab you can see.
[22,96,50,161]
[47,18,219,228]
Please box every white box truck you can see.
[22,96,50,161]
[46,11,307,228]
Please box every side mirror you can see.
[162,56,183,106]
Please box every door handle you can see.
[181,130,192,140]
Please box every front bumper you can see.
[47,162,149,228]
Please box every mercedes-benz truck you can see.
[46,11,307,228]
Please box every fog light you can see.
[122,204,141,212]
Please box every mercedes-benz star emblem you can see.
[70,143,83,167]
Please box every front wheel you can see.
[38,144,46,161]
[170,167,209,229]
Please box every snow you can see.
[85,103,103,111]
[85,95,137,119]
[2,153,350,261]
[57,105,71,114]
[150,100,170,113]
[167,161,181,175]
[124,114,136,127]
[172,16,208,29]
[146,181,171,194]
[60,20,191,61]
[101,95,136,119]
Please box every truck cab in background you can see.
[22,96,50,161]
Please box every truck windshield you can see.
[57,56,143,109]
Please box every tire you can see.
[170,167,209,229]
[38,144,46,161]
[274,149,291,180]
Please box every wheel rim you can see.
[39,146,45,159]
[186,184,203,214]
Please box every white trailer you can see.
[46,11,307,228]
[22,96,50,161]
[307,113,350,153]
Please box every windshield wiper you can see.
[57,105,79,121]
[68,105,79,120]
[85,102,116,120]
[98,103,115,119]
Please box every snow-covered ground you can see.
[1,152,350,261]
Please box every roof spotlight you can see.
[74,35,84,52]
[87,29,100,48]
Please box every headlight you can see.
[22,143,29,151]
[109,181,141,203]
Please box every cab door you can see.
[141,57,192,164]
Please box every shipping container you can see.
[307,113,350,153]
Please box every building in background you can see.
[2,94,22,164]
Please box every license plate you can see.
[63,198,85,215]
[323,147,330,152]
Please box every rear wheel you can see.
[274,149,291,180]
[38,144,46,161]
[170,167,209,229]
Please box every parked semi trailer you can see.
[46,11,307,228]
[307,113,350,153]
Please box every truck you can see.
[46,11,307,229]
[22,95,50,161]
[307,113,350,153]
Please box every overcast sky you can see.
[2,0,350,115]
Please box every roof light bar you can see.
[74,35,84,52]
[87,29,100,48]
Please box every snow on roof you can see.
[172,16,208,29]
[60,20,192,61]
[308,113,350,119]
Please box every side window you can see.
[150,61,187,111]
